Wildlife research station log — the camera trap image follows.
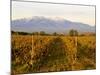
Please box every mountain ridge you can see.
[11,16,95,34]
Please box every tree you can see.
[74,30,78,36]
[69,29,78,36]
[34,32,39,35]
[40,31,46,35]
[53,32,58,36]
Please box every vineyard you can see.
[11,35,96,74]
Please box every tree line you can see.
[12,29,95,36]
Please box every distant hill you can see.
[11,16,95,34]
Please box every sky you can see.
[12,1,95,26]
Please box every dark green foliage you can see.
[11,31,31,35]
[69,29,78,36]
[53,32,58,36]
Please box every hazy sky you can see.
[12,1,95,26]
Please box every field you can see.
[11,35,96,74]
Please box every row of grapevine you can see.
[77,36,96,69]
[12,35,32,74]
[11,35,96,74]
[61,36,96,70]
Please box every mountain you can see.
[11,16,95,34]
